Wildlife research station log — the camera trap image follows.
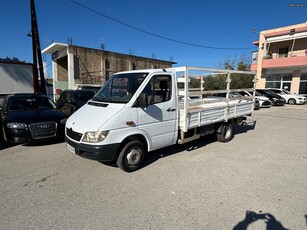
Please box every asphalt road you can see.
[0,105,307,230]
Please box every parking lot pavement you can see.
[0,105,306,230]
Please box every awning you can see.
[42,42,68,54]
[266,31,307,43]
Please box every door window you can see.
[141,75,172,104]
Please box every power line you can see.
[69,0,254,51]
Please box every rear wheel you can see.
[116,140,146,172]
[216,123,234,143]
[288,98,296,105]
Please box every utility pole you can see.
[30,0,46,94]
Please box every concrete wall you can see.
[68,46,174,87]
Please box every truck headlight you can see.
[82,131,109,143]
[7,122,27,129]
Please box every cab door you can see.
[136,73,177,150]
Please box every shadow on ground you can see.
[99,121,257,170]
[0,134,65,151]
[141,121,257,169]
[233,210,289,230]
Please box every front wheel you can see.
[216,123,234,143]
[288,98,296,105]
[116,140,146,172]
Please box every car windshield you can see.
[75,90,95,101]
[8,96,56,111]
[92,73,148,103]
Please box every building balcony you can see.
[251,54,307,71]
[262,55,307,68]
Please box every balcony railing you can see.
[262,55,307,68]
[251,50,307,70]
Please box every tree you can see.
[0,57,25,63]
[178,55,254,91]
[219,55,254,89]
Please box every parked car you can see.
[0,94,67,144]
[56,89,96,116]
[206,92,260,110]
[267,88,306,105]
[237,91,271,108]
[256,89,286,106]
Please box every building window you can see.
[278,47,289,58]
[299,73,307,94]
[265,73,292,90]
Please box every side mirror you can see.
[139,93,148,108]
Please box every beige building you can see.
[42,43,175,98]
[251,22,307,95]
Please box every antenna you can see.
[101,37,105,50]
[129,48,134,55]
[67,37,73,45]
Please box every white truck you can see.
[0,62,35,104]
[65,66,256,172]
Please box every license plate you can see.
[66,143,75,154]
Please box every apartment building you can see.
[251,22,307,95]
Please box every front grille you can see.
[29,122,57,139]
[66,128,83,141]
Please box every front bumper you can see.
[65,136,121,162]
[296,99,306,104]
[3,123,65,144]
[4,128,32,144]
[259,100,271,108]
[271,100,286,106]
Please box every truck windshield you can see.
[92,73,148,103]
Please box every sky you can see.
[1,0,306,76]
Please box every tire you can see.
[1,125,9,143]
[288,98,296,105]
[216,123,234,143]
[116,140,146,172]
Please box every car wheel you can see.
[1,125,9,143]
[116,140,146,172]
[288,98,296,105]
[216,123,234,143]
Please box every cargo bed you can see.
[167,67,256,140]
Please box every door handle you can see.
[167,107,176,112]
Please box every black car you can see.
[256,89,286,106]
[56,89,96,116]
[0,94,67,144]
